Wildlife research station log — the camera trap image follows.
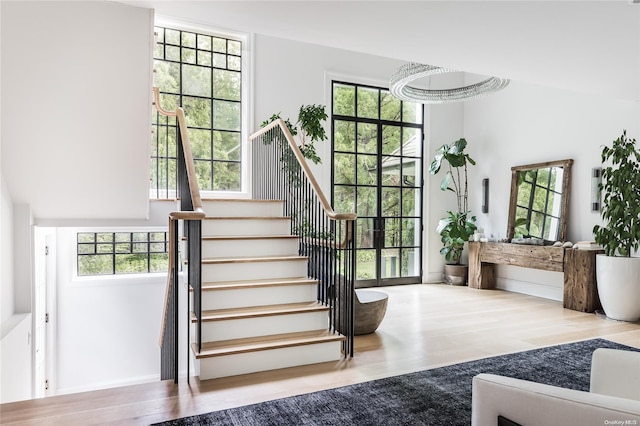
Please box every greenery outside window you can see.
[152,24,245,197]
[77,231,169,276]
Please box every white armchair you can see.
[471,348,640,426]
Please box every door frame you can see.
[329,79,424,288]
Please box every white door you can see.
[33,227,55,398]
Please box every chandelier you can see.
[389,63,510,104]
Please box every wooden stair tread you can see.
[201,254,308,264]
[199,277,319,291]
[201,235,299,241]
[192,330,345,358]
[203,216,290,220]
[193,302,329,322]
[201,198,284,203]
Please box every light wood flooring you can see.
[2,284,639,425]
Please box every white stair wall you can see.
[199,279,318,310]
[200,257,308,282]
[195,340,342,380]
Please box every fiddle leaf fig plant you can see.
[430,138,477,264]
[592,130,640,257]
[261,104,327,164]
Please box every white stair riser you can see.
[202,219,291,236]
[202,200,284,217]
[202,238,299,258]
[198,311,329,342]
[194,341,342,379]
[202,260,307,282]
[199,284,317,310]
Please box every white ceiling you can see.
[123,0,640,101]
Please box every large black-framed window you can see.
[332,81,424,286]
[152,26,243,197]
[77,231,169,276]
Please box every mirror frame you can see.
[506,159,573,242]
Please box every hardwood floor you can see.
[2,284,639,425]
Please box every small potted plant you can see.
[592,130,640,321]
[430,138,477,285]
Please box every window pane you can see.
[334,120,355,152]
[115,243,131,253]
[78,255,112,276]
[334,153,355,185]
[214,161,241,191]
[195,160,213,191]
[183,64,210,97]
[116,254,147,274]
[380,91,401,121]
[357,123,377,154]
[334,185,355,213]
[357,187,377,216]
[228,40,241,55]
[401,248,419,277]
[382,188,400,217]
[381,249,400,278]
[402,188,419,217]
[78,233,95,243]
[356,218,373,249]
[213,100,240,131]
[402,218,420,246]
[214,131,241,161]
[333,84,355,117]
[189,129,212,159]
[212,37,226,53]
[384,219,400,247]
[77,244,95,254]
[197,34,211,50]
[182,48,196,64]
[357,87,378,119]
[181,32,196,48]
[183,97,211,128]
[213,69,240,101]
[356,155,377,186]
[356,249,375,280]
[382,125,401,155]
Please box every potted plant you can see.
[261,104,328,165]
[592,130,640,321]
[429,138,477,285]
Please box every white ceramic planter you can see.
[596,254,640,322]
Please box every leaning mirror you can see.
[507,159,573,242]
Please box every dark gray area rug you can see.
[154,339,638,426]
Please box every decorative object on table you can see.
[429,138,477,285]
[592,130,640,321]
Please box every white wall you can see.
[1,179,14,325]
[464,80,639,300]
[1,313,32,403]
[1,1,154,221]
[54,228,167,394]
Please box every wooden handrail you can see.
[250,119,356,222]
[153,87,205,215]
[154,87,205,349]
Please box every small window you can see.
[77,231,169,276]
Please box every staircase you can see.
[189,198,346,380]
[155,87,356,383]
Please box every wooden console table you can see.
[468,241,603,312]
